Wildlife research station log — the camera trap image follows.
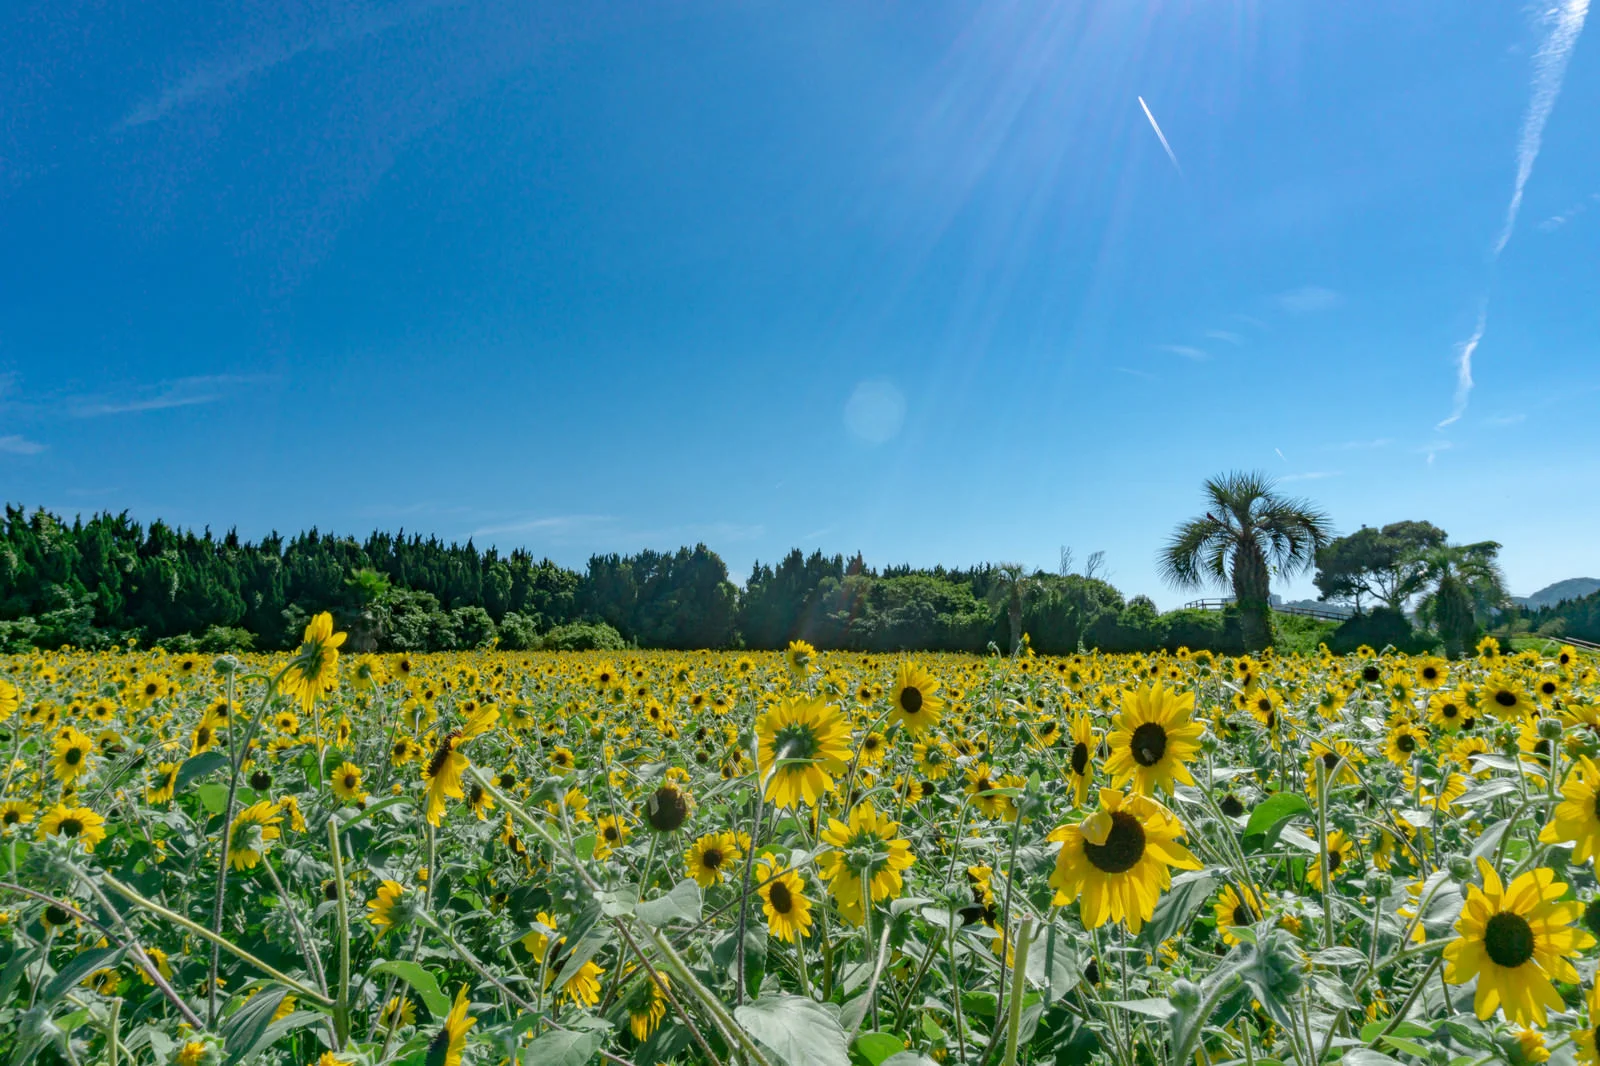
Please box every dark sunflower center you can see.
[1082,811,1146,874]
[250,770,271,789]
[646,787,689,832]
[1326,849,1343,871]
[427,1024,453,1062]
[604,826,619,842]
[1396,734,1417,753]
[1257,698,1272,713]
[900,687,923,714]
[1493,690,1516,708]
[1442,703,1458,718]
[1583,898,1600,939]
[45,904,70,925]
[65,748,82,766]
[1423,667,1439,681]
[1541,681,1558,696]
[767,880,793,914]
[1362,666,1381,683]
[702,848,724,870]
[1130,723,1168,767]
[1232,905,1251,927]
[2,810,19,825]
[1321,752,1340,770]
[1220,794,1245,817]
[1070,742,1090,776]
[60,817,84,837]
[1483,911,1535,968]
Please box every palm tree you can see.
[1409,541,1508,658]
[986,563,1035,656]
[1159,471,1333,652]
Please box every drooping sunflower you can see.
[685,830,743,888]
[912,738,954,781]
[1444,860,1594,1025]
[1104,683,1204,796]
[380,995,416,1029]
[755,695,852,809]
[226,800,283,871]
[1539,756,1600,864]
[757,857,813,942]
[624,970,670,1041]
[52,726,95,785]
[426,985,476,1066]
[1065,713,1097,808]
[1305,739,1364,787]
[890,661,944,735]
[146,762,180,805]
[367,880,409,936]
[1214,883,1265,946]
[38,803,108,851]
[421,707,498,827]
[331,762,366,804]
[817,802,916,926]
[280,612,347,711]
[1047,789,1200,933]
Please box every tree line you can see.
[3,475,1581,657]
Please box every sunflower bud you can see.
[1446,855,1472,881]
[1537,717,1564,741]
[1366,873,1393,899]
[1169,979,1201,1010]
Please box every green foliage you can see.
[1327,607,1440,656]
[1313,520,1446,611]
[540,621,628,651]
[1269,612,1339,655]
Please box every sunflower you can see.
[817,802,916,926]
[1383,721,1429,766]
[367,880,409,935]
[380,995,417,1029]
[1577,982,1600,1066]
[52,727,95,784]
[426,985,476,1066]
[38,803,108,851]
[0,800,36,833]
[624,970,670,1041]
[757,857,814,942]
[1305,739,1364,787]
[331,762,366,804]
[890,662,944,735]
[644,782,693,833]
[1539,756,1600,864]
[685,831,742,888]
[755,695,852,809]
[784,640,818,679]
[1065,713,1097,807]
[421,707,497,827]
[1104,683,1204,796]
[146,762,180,805]
[1047,789,1199,933]
[1214,883,1265,946]
[1428,688,1471,732]
[1414,657,1449,689]
[595,813,630,857]
[912,739,954,781]
[280,612,347,711]
[226,801,283,871]
[0,679,17,722]
[1444,860,1594,1025]
[1481,674,1531,721]
[1305,830,1356,891]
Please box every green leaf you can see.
[522,1024,612,1065]
[1342,1050,1404,1066]
[1313,946,1368,968]
[1105,998,1177,1019]
[369,960,451,1018]
[176,751,230,791]
[851,1032,907,1066]
[734,993,850,1066]
[220,987,288,1066]
[635,878,702,929]
[1135,870,1215,949]
[1243,794,1312,849]
[196,782,231,815]
[230,1011,321,1066]
[1383,1037,1433,1057]
[41,945,126,1004]
[881,1054,941,1066]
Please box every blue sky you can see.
[2,1,1596,608]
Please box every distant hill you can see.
[1276,598,1354,619]
[1512,578,1600,609]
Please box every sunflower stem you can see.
[326,816,353,1049]
[1000,917,1036,1066]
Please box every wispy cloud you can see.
[0,435,46,455]
[1203,330,1243,345]
[1137,96,1183,176]
[118,1,445,128]
[1539,191,1600,230]
[1280,471,1340,482]
[1328,437,1394,451]
[1436,309,1485,429]
[1114,367,1158,381]
[1154,344,1208,361]
[468,515,614,540]
[1421,440,1454,466]
[1495,0,1591,256]
[68,375,264,417]
[1486,412,1526,427]
[1276,286,1343,313]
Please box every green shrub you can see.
[1328,607,1440,656]
[541,621,628,651]
[497,611,542,650]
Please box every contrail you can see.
[1494,0,1590,257]
[1437,309,1486,430]
[1137,96,1182,176]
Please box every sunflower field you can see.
[2,617,1599,1066]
